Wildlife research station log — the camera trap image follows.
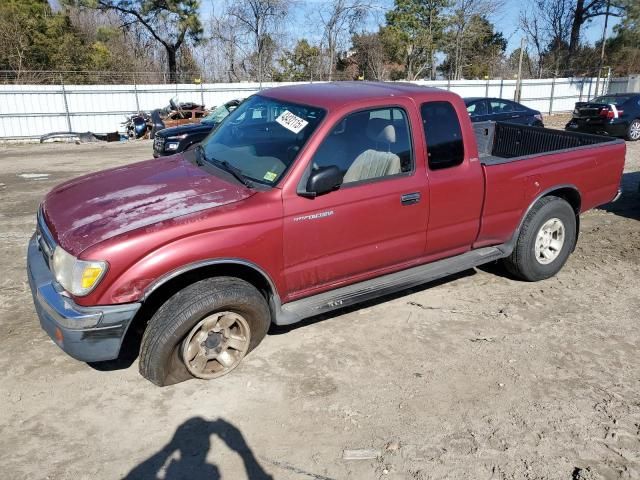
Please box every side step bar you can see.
[274,244,511,325]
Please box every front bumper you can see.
[27,234,141,362]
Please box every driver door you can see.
[281,105,429,299]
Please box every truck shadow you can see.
[598,171,640,221]
[122,416,273,480]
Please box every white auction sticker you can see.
[276,110,309,134]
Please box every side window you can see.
[311,107,413,185]
[490,100,512,114]
[195,111,204,118]
[421,101,464,170]
[467,100,487,116]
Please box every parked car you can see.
[153,99,243,157]
[28,83,624,386]
[148,100,209,138]
[565,93,640,141]
[465,97,544,126]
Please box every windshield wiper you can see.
[210,157,254,189]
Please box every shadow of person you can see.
[123,417,273,480]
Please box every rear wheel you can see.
[504,196,576,281]
[626,119,640,141]
[139,277,271,386]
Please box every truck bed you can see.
[472,121,626,249]
[473,121,622,165]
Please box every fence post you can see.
[485,78,489,98]
[60,75,72,132]
[200,80,205,107]
[446,78,451,91]
[578,77,585,102]
[499,78,503,99]
[586,75,593,100]
[548,75,556,115]
[133,74,140,112]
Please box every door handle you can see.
[401,192,421,205]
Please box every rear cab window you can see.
[421,101,464,170]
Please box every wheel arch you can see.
[508,184,582,251]
[127,259,281,341]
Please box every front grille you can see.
[154,136,165,152]
[36,208,56,268]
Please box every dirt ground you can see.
[1,115,639,480]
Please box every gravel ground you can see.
[0,120,639,480]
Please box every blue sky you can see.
[279,0,621,54]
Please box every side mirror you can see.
[305,166,342,197]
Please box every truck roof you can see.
[260,81,452,109]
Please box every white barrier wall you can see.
[0,77,620,139]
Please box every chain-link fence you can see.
[0,72,633,140]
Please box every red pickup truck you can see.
[28,82,625,386]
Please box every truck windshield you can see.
[202,104,232,125]
[200,95,325,186]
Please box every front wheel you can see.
[626,119,640,141]
[503,196,577,281]
[139,277,271,386]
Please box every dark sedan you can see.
[565,93,640,141]
[153,99,242,157]
[464,97,544,126]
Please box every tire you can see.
[626,119,640,141]
[503,196,577,282]
[139,277,271,386]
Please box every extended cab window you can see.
[421,101,464,170]
[311,107,413,184]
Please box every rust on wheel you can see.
[181,311,251,379]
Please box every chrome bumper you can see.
[27,234,141,362]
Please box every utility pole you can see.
[594,0,611,97]
[514,37,526,102]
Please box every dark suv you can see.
[566,93,640,141]
[153,99,242,157]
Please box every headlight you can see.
[52,247,107,296]
[166,142,180,151]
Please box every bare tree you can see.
[318,0,372,81]
[0,17,30,80]
[208,9,249,82]
[447,0,503,79]
[228,0,288,84]
[519,11,545,77]
[519,0,573,76]
[352,32,389,80]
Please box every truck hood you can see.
[156,122,215,138]
[42,155,254,255]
